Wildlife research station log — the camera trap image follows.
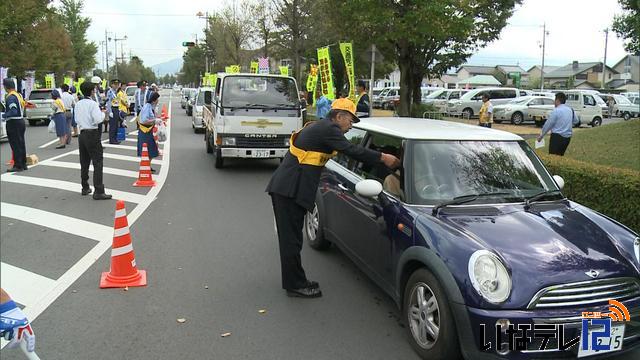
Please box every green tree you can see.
[204,1,254,71]
[272,0,315,82]
[251,2,275,58]
[57,0,98,76]
[108,56,156,84]
[612,0,639,54]
[334,0,521,116]
[178,46,206,86]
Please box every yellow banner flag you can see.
[101,79,107,90]
[340,42,356,101]
[226,65,240,74]
[250,62,258,74]
[44,74,55,89]
[75,77,84,92]
[64,77,73,86]
[317,47,335,100]
[209,74,217,87]
[306,64,319,106]
[279,66,289,76]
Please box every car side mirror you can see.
[553,175,565,190]
[355,179,383,197]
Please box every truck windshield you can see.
[221,76,297,108]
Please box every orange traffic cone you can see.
[160,104,168,120]
[100,200,147,288]
[133,143,156,187]
[6,150,14,167]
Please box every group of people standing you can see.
[314,80,371,121]
[2,75,163,199]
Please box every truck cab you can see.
[203,73,303,168]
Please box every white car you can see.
[447,87,528,118]
[493,96,555,125]
[125,86,137,113]
[0,100,7,142]
[528,90,603,127]
[191,87,213,133]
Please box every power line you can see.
[84,12,195,17]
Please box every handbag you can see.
[117,127,127,141]
[157,123,167,142]
[48,117,56,134]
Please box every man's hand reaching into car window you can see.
[381,153,401,169]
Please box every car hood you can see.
[416,202,639,307]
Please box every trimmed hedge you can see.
[538,153,640,233]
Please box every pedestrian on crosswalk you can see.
[60,84,76,144]
[75,81,112,200]
[106,79,122,145]
[2,78,28,172]
[51,90,68,149]
[137,92,161,172]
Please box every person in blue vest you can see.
[137,92,161,172]
[2,79,28,172]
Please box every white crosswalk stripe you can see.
[0,94,173,348]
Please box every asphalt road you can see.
[1,91,637,360]
[1,91,419,360]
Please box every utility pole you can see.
[197,11,209,73]
[369,44,376,116]
[540,23,549,92]
[602,28,609,90]
[104,29,110,77]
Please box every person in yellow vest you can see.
[51,90,68,148]
[265,98,400,298]
[478,93,493,128]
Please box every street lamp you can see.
[196,11,210,73]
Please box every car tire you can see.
[303,202,330,250]
[205,131,213,153]
[28,119,37,126]
[623,112,631,121]
[591,116,602,127]
[511,112,524,125]
[403,268,460,360]
[462,108,473,119]
[214,148,224,169]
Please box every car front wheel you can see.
[462,108,473,119]
[303,203,330,250]
[403,268,459,360]
[591,116,602,127]
[623,112,631,121]
[511,111,524,125]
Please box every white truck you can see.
[529,90,604,128]
[203,73,304,168]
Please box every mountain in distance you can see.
[151,57,183,76]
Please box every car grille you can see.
[528,277,640,309]
[235,136,288,148]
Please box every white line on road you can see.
[101,143,139,151]
[0,202,112,242]
[39,160,139,178]
[0,173,146,204]
[7,94,173,339]
[0,263,57,308]
[51,149,162,165]
[38,138,60,149]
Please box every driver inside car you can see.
[382,146,405,199]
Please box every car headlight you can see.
[505,107,511,112]
[468,250,511,304]
[222,137,236,146]
[634,237,639,263]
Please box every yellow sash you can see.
[7,90,25,107]
[53,98,66,112]
[138,121,153,134]
[288,122,337,166]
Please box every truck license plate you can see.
[253,150,270,158]
[578,323,624,358]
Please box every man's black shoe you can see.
[286,287,322,298]
[81,188,93,196]
[6,167,23,173]
[306,280,319,289]
[92,193,112,200]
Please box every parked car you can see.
[529,91,555,97]
[25,89,54,126]
[374,87,400,110]
[304,117,640,359]
[124,85,137,113]
[447,87,527,118]
[373,87,391,108]
[493,96,555,125]
[423,89,468,113]
[602,94,639,120]
[180,87,193,109]
[529,90,603,127]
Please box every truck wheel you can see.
[591,117,602,127]
[28,119,37,126]
[214,148,224,169]
[205,131,213,153]
[623,112,631,121]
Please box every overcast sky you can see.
[71,0,630,72]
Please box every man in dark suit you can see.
[266,98,400,298]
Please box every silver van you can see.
[447,87,527,118]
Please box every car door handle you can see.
[337,183,350,191]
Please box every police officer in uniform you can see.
[2,79,28,172]
[266,98,400,298]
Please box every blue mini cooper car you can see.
[304,118,639,359]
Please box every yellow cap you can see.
[331,98,359,122]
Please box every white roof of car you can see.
[354,117,523,141]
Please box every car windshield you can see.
[28,91,51,100]
[615,96,632,105]
[196,92,205,106]
[410,140,558,205]
[378,89,390,97]
[221,76,297,108]
[125,87,136,96]
[594,95,606,105]
[425,89,446,99]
